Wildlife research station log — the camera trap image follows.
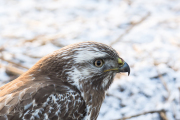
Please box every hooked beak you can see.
[104,58,130,76]
[118,62,130,76]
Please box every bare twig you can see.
[110,12,151,46]
[0,63,25,76]
[159,110,168,120]
[22,33,65,47]
[22,35,43,43]
[5,64,25,76]
[153,61,170,101]
[157,70,170,101]
[106,93,122,101]
[152,64,178,120]
[150,73,167,79]
[114,109,166,120]
[23,53,42,59]
[0,57,29,69]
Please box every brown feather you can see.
[0,42,123,120]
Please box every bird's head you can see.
[33,42,130,92]
[23,41,130,120]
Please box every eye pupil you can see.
[94,59,104,67]
[97,61,101,66]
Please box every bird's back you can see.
[0,75,87,120]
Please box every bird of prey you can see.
[0,42,130,120]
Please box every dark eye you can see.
[94,59,104,67]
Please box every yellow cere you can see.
[118,58,124,66]
[104,58,124,72]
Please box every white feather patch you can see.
[74,50,107,63]
[102,77,109,88]
[83,105,92,120]
[67,67,81,90]
[24,102,32,110]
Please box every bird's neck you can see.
[78,82,105,120]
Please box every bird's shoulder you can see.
[0,79,86,120]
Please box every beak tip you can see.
[118,62,130,76]
[128,67,130,76]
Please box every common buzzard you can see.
[0,42,130,120]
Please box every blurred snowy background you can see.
[0,0,180,119]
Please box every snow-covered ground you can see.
[0,0,180,119]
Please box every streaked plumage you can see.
[0,42,130,120]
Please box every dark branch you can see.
[114,109,167,120]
